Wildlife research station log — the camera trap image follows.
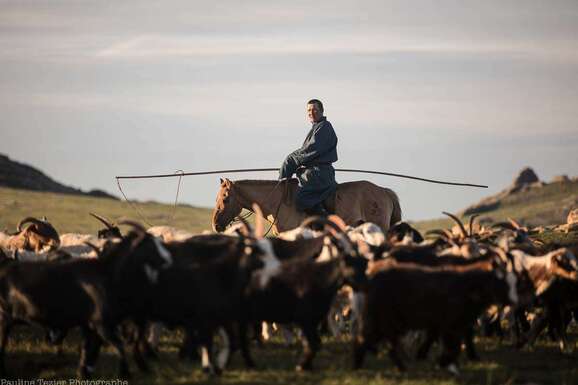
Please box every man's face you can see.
[307,103,322,123]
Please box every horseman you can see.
[279,99,338,216]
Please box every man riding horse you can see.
[212,99,401,233]
[279,99,337,216]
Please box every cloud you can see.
[92,33,578,64]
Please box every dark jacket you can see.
[279,117,338,210]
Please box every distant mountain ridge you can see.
[0,153,117,199]
[414,167,578,232]
[459,167,577,219]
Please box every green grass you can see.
[3,326,578,384]
[0,186,214,235]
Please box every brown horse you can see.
[212,178,402,234]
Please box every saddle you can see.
[282,179,336,215]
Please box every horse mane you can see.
[234,179,279,186]
[234,179,298,187]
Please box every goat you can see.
[509,248,578,351]
[386,221,423,245]
[353,262,519,375]
[0,221,172,378]
[126,207,280,375]
[237,215,368,371]
[0,217,60,253]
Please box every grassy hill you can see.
[0,186,213,234]
[413,180,578,233]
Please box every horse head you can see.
[212,178,243,232]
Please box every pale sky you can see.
[1,0,577,221]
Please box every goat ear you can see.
[550,249,565,265]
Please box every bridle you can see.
[228,179,289,236]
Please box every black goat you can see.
[0,222,171,378]
[353,264,518,375]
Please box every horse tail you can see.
[385,188,402,226]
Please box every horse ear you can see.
[252,203,265,239]
[220,178,224,184]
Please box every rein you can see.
[230,180,288,236]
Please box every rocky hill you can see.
[0,153,117,199]
[415,167,578,231]
[459,167,577,221]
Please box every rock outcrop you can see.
[461,167,542,216]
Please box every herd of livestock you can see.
[0,208,577,379]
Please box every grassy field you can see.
[0,186,214,235]
[3,325,578,385]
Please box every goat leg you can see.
[416,331,437,360]
[296,323,321,371]
[387,336,407,372]
[132,323,151,372]
[96,323,130,379]
[464,326,480,361]
[518,312,548,349]
[0,317,12,377]
[239,320,257,369]
[179,330,200,361]
[77,327,102,379]
[198,327,221,376]
[439,333,461,376]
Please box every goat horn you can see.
[16,217,43,232]
[468,214,479,237]
[83,241,101,255]
[491,222,518,231]
[89,212,115,229]
[299,215,347,235]
[442,211,468,238]
[508,218,522,230]
[300,215,331,229]
[425,229,450,240]
[117,220,147,234]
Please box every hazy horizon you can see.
[2,1,577,221]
